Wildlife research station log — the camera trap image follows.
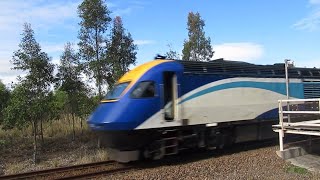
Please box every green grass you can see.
[0,114,89,139]
[0,115,103,175]
[0,139,7,147]
[286,164,309,175]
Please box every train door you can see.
[163,72,178,121]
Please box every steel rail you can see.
[58,166,135,180]
[0,160,117,180]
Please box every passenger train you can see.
[87,56,320,162]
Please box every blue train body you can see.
[89,60,183,131]
[87,58,320,162]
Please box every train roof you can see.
[118,60,172,83]
[174,59,320,78]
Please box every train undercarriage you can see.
[98,119,278,162]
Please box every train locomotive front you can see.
[87,60,183,162]
[88,58,320,162]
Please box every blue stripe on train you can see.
[255,108,279,120]
[180,81,304,104]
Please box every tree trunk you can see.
[80,117,83,135]
[33,120,38,164]
[97,78,102,100]
[97,137,101,148]
[95,27,102,99]
[72,113,75,141]
[40,118,44,144]
[68,113,71,127]
[31,120,35,137]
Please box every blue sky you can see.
[1,0,320,85]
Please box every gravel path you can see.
[104,145,320,180]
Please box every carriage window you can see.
[131,81,155,98]
[104,82,130,100]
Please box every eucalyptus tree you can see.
[78,0,112,99]
[10,23,54,163]
[3,82,31,130]
[165,44,180,60]
[0,80,10,125]
[106,16,138,87]
[77,90,98,133]
[56,42,86,140]
[182,12,214,61]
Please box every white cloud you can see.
[294,59,320,68]
[134,40,155,45]
[0,59,24,86]
[293,0,320,31]
[111,1,145,16]
[42,44,64,54]
[0,0,80,32]
[113,7,134,16]
[0,0,146,86]
[0,60,14,75]
[212,42,264,62]
[0,0,81,85]
[0,41,22,85]
[310,0,320,5]
[51,58,60,65]
[293,10,320,31]
[130,1,149,6]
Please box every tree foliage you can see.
[77,93,99,122]
[3,82,53,128]
[1,0,141,163]
[56,42,88,140]
[12,24,54,86]
[106,16,138,87]
[78,0,112,98]
[182,12,213,61]
[9,23,54,163]
[49,90,68,120]
[3,83,31,129]
[56,42,84,94]
[165,44,180,60]
[0,81,10,124]
[11,23,54,115]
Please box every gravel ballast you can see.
[105,145,319,180]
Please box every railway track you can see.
[0,139,283,180]
[0,160,134,180]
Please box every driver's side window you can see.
[131,81,155,98]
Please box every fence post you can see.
[279,129,284,151]
[278,100,284,151]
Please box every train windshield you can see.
[104,82,130,100]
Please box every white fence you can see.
[273,98,320,151]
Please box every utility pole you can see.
[285,59,293,122]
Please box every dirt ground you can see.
[0,131,108,175]
[107,145,320,180]
[1,132,320,179]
